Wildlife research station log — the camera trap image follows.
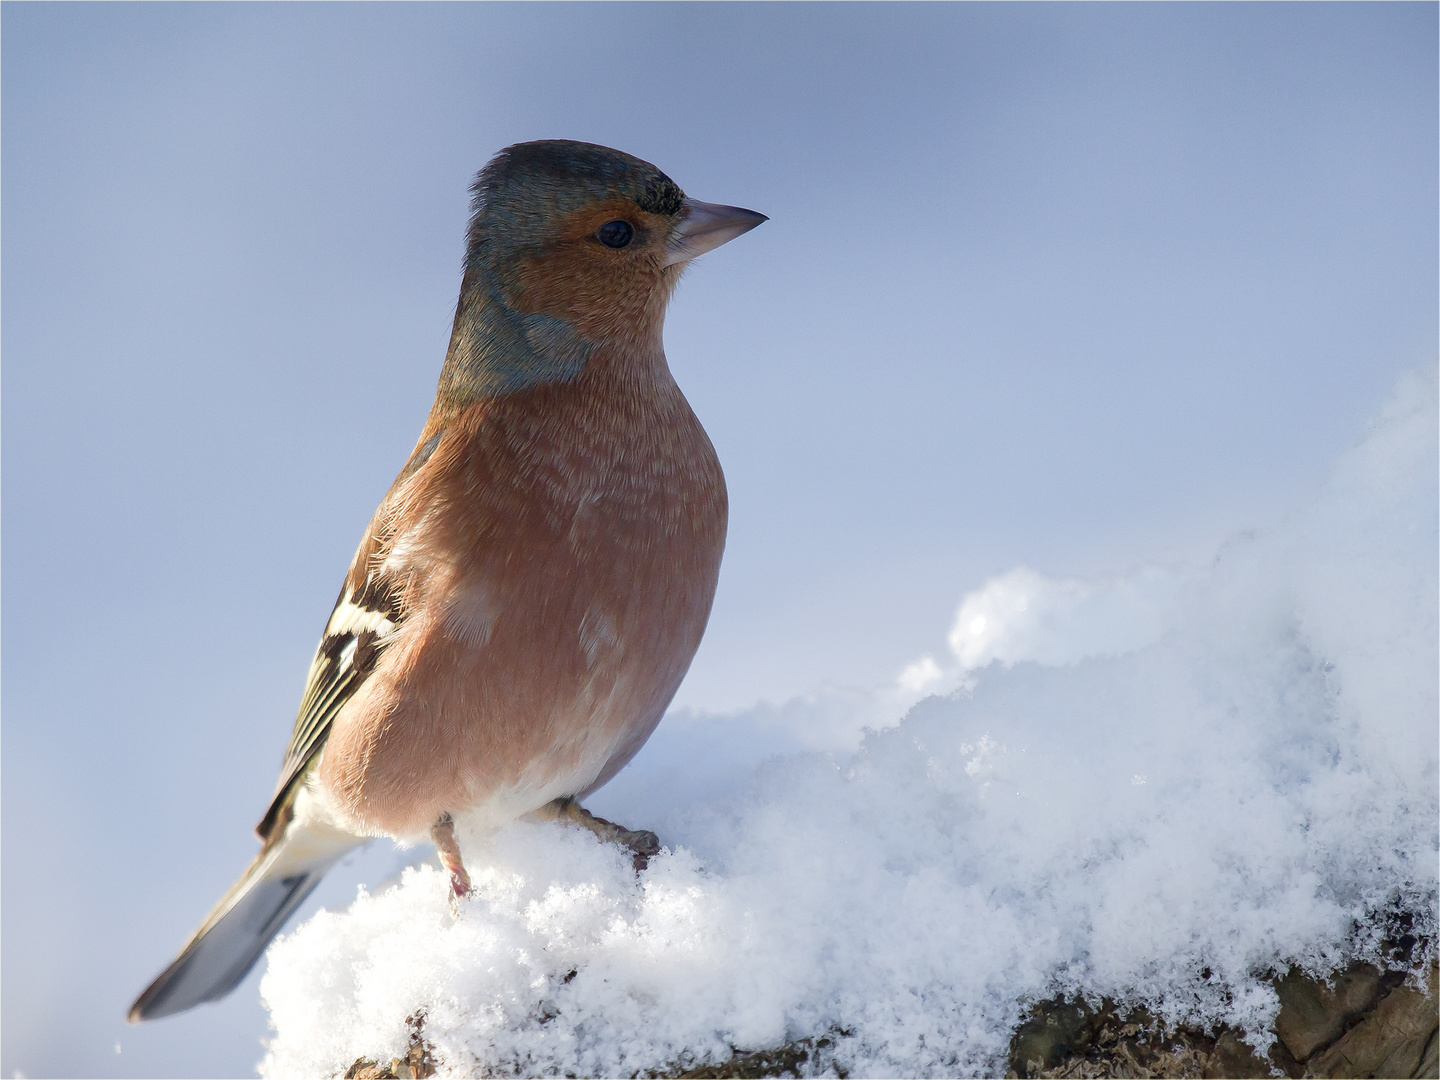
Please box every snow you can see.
[259,366,1438,1078]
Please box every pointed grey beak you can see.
[665,198,768,266]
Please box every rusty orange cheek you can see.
[509,206,667,330]
[512,254,658,341]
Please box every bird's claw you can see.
[533,798,661,872]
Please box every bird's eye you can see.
[596,220,634,249]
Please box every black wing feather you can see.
[254,430,442,840]
[255,572,405,839]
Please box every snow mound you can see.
[260,367,1438,1079]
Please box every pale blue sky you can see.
[3,4,1435,1076]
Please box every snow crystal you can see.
[260,366,1438,1078]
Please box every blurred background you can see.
[3,4,1435,1076]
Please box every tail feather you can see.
[129,824,357,1022]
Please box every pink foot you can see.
[430,812,472,899]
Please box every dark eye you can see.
[596,219,634,249]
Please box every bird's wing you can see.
[255,429,444,840]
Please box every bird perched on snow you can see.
[129,140,765,1022]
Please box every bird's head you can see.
[438,140,765,403]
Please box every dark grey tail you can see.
[129,828,355,1022]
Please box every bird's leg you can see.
[532,797,661,871]
[430,812,471,898]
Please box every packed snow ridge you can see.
[260,367,1439,1079]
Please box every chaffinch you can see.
[129,140,765,1022]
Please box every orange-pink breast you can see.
[316,359,726,840]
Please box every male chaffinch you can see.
[129,140,765,1022]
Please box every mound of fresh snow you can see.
[260,367,1438,1079]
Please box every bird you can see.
[128,140,765,1023]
